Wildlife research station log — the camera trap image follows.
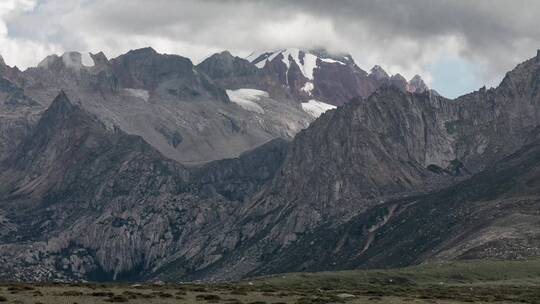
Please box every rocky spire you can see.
[198,50,258,79]
[369,65,390,80]
[390,73,409,91]
[408,74,428,93]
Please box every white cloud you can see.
[0,0,62,68]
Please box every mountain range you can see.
[0,46,539,282]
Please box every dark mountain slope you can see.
[110,47,229,102]
[0,76,40,161]
[183,51,540,280]
[250,134,540,276]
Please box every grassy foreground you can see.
[1,259,540,303]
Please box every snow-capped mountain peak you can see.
[244,48,432,106]
[246,48,348,80]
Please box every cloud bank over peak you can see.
[1,0,539,98]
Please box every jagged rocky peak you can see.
[213,50,234,59]
[111,47,194,74]
[38,90,85,126]
[49,90,74,110]
[495,50,540,97]
[369,65,390,80]
[197,50,258,79]
[110,47,195,89]
[90,51,110,68]
[3,90,94,172]
[243,47,437,105]
[0,54,19,74]
[408,74,428,93]
[390,73,409,91]
[244,47,365,105]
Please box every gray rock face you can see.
[0,77,40,160]
[1,49,540,283]
[197,51,259,84]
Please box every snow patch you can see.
[248,51,282,69]
[279,48,317,80]
[301,99,336,118]
[301,53,318,79]
[81,52,95,67]
[246,52,260,62]
[320,58,345,65]
[254,60,266,69]
[125,88,150,102]
[226,88,267,114]
[301,82,314,95]
[279,48,298,70]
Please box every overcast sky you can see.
[1,0,539,98]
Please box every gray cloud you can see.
[1,0,539,97]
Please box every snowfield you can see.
[226,89,268,114]
[320,57,345,65]
[301,99,337,118]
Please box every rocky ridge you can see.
[0,48,539,283]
